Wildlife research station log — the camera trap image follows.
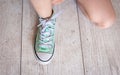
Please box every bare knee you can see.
[89,13,116,29]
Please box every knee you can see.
[89,13,116,29]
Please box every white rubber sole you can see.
[34,52,54,65]
[33,44,55,65]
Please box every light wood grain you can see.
[1,0,120,75]
[77,0,120,75]
[21,0,41,75]
[0,0,22,75]
[47,0,84,75]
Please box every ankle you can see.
[41,10,54,20]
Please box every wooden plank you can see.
[47,0,84,75]
[21,0,41,75]
[77,0,120,75]
[22,0,84,75]
[0,0,22,75]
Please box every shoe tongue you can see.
[39,46,53,54]
[42,32,50,37]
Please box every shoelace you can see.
[37,11,63,49]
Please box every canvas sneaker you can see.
[34,10,58,65]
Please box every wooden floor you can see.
[0,0,120,75]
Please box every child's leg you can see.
[30,0,63,18]
[77,0,116,29]
[30,0,53,18]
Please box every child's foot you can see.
[34,10,56,65]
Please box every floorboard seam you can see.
[20,0,23,75]
[75,0,86,75]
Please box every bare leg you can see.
[77,0,116,29]
[30,0,53,18]
[30,0,63,18]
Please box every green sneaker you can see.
[34,10,58,64]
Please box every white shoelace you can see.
[37,11,63,48]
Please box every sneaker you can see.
[34,10,57,65]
